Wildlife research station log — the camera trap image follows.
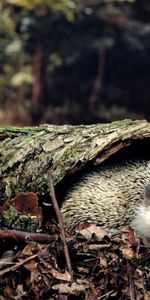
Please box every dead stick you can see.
[0,254,37,276]
[128,264,137,300]
[48,171,73,282]
[129,273,136,300]
[0,229,57,243]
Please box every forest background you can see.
[0,0,150,126]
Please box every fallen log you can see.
[0,119,150,200]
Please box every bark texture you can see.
[0,119,150,200]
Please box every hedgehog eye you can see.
[144,184,150,205]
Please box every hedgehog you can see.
[61,159,150,238]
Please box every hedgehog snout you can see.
[131,204,150,238]
[131,185,150,238]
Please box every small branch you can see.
[0,229,57,244]
[89,48,105,111]
[138,250,150,264]
[0,254,37,276]
[98,290,115,299]
[128,265,137,300]
[129,274,136,300]
[48,171,73,283]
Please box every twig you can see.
[98,289,115,299]
[88,48,105,111]
[0,254,37,276]
[48,171,73,283]
[138,250,150,264]
[128,265,137,300]
[0,229,57,243]
[129,274,136,300]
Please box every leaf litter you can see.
[0,191,150,299]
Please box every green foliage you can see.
[2,206,41,232]
[0,8,15,36]
[6,0,76,20]
[10,66,33,87]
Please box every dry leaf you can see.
[52,269,71,281]
[120,225,140,259]
[2,192,43,222]
[52,281,89,294]
[77,224,107,241]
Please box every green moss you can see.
[2,206,42,232]
[3,206,20,228]
[0,126,37,133]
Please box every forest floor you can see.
[0,191,150,299]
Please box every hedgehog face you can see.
[131,185,150,238]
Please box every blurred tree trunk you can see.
[88,49,105,111]
[31,36,47,123]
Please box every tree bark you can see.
[0,119,150,200]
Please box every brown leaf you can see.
[15,284,27,298]
[3,286,14,299]
[120,242,135,260]
[100,256,107,267]
[3,192,43,222]
[121,225,140,247]
[21,242,39,256]
[52,281,89,294]
[120,225,140,259]
[52,269,71,281]
[144,291,150,300]
[77,266,89,274]
[24,260,37,271]
[77,224,107,241]
[0,250,18,270]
